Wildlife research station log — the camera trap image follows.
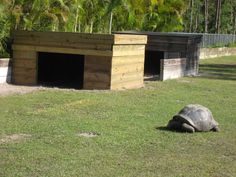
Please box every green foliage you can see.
[143,0,186,32]
[0,56,236,176]
[226,42,236,48]
[205,42,236,48]
[183,0,236,34]
[2,0,235,55]
[206,43,227,48]
[0,0,187,55]
[0,1,11,57]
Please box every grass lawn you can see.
[0,56,236,177]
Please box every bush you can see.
[226,42,236,48]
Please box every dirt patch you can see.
[0,83,42,96]
[0,83,110,96]
[76,132,100,138]
[177,80,191,83]
[0,134,31,144]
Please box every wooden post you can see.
[12,49,37,85]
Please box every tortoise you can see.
[167,104,219,133]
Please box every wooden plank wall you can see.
[146,35,188,52]
[146,35,201,76]
[84,55,112,90]
[160,58,187,81]
[115,31,202,78]
[186,38,201,75]
[12,31,114,57]
[12,50,37,85]
[11,31,147,90]
[111,45,145,89]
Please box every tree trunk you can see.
[74,7,79,32]
[190,0,194,33]
[109,11,113,34]
[90,21,93,33]
[215,0,222,34]
[78,19,81,33]
[194,13,198,32]
[194,3,199,32]
[218,0,222,33]
[204,0,208,33]
[234,11,236,35]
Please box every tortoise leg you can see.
[182,123,195,133]
[212,126,220,132]
[167,120,182,131]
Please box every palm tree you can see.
[142,0,186,32]
[103,0,145,33]
[33,0,69,31]
[0,0,23,56]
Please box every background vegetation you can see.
[0,0,236,57]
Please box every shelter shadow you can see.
[199,64,236,81]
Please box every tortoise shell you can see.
[172,104,219,132]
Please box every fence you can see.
[164,32,236,48]
[201,33,236,48]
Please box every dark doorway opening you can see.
[144,50,164,80]
[38,52,84,89]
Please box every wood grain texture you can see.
[84,55,112,90]
[112,55,144,66]
[110,54,144,90]
[13,50,37,59]
[12,67,37,85]
[12,44,113,57]
[11,31,148,89]
[112,45,146,56]
[114,34,147,44]
[12,49,37,85]
[13,30,114,44]
[13,31,147,45]
[13,58,36,69]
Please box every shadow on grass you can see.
[199,64,236,81]
[156,126,185,133]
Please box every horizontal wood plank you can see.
[112,55,144,66]
[112,63,144,75]
[13,30,115,44]
[12,66,37,85]
[111,72,143,83]
[114,34,147,44]
[148,36,189,44]
[12,44,113,57]
[85,56,111,65]
[13,50,37,59]
[84,73,110,83]
[13,67,36,76]
[83,81,110,90]
[146,44,186,52]
[12,75,37,85]
[113,45,146,56]
[14,37,113,51]
[13,58,37,69]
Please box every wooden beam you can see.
[12,44,113,57]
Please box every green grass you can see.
[1,56,236,177]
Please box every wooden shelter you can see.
[115,31,202,80]
[11,31,147,90]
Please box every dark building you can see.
[115,31,202,80]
